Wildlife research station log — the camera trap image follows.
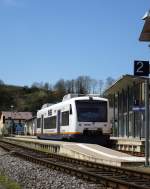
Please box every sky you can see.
[0,0,150,87]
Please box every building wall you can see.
[0,114,4,135]
[105,77,148,152]
[24,118,37,135]
[111,82,146,139]
[0,111,33,136]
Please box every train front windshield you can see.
[76,100,107,122]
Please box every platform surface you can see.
[4,136,145,166]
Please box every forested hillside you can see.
[0,85,60,114]
[0,76,115,115]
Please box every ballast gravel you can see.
[0,148,105,189]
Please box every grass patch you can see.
[0,174,21,189]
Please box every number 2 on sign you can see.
[137,62,144,73]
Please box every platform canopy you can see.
[139,11,150,41]
[104,74,146,96]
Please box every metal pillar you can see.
[127,87,129,137]
[117,92,120,137]
[113,94,116,137]
[145,78,149,166]
[10,105,14,136]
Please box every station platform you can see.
[3,136,145,167]
[110,136,145,153]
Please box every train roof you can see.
[62,94,106,101]
[37,94,108,113]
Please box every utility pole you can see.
[10,105,14,136]
[145,78,149,166]
[139,10,150,166]
[134,61,149,166]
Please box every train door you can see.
[56,110,61,134]
[41,115,44,134]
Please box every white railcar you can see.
[37,94,111,145]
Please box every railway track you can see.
[0,139,150,189]
[119,150,145,157]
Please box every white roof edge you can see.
[62,93,102,101]
[142,10,150,20]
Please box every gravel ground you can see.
[0,148,106,189]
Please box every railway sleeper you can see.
[83,174,89,179]
[120,177,148,182]
[1,141,150,189]
[89,170,114,173]
[131,181,150,185]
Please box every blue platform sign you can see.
[132,106,145,111]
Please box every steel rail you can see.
[1,139,148,179]
[0,140,150,189]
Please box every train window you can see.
[37,118,41,128]
[62,111,69,126]
[50,116,56,128]
[48,109,52,116]
[44,117,50,129]
[44,116,56,129]
[76,100,107,122]
[69,104,72,114]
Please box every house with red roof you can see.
[0,111,32,135]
